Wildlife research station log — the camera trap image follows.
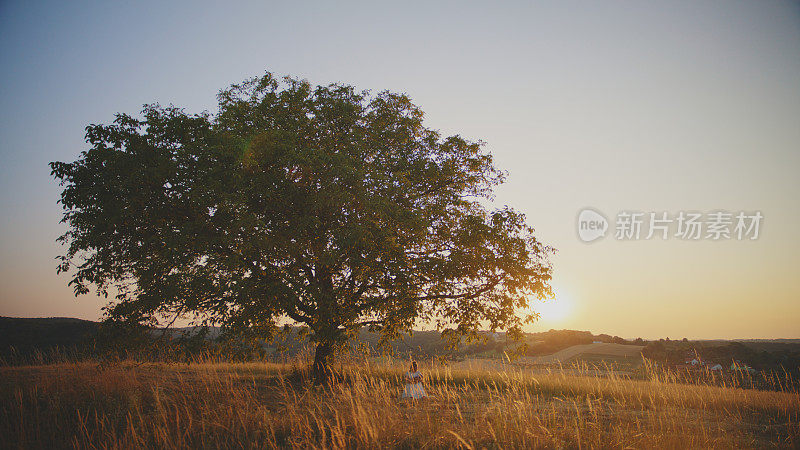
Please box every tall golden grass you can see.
[1,354,798,449]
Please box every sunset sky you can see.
[1,1,798,339]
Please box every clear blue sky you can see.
[1,1,799,338]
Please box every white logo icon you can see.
[577,208,608,242]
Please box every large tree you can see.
[51,72,553,382]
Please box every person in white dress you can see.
[402,361,427,399]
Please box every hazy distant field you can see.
[519,342,645,366]
[1,357,798,448]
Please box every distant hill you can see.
[0,317,100,351]
[642,338,800,373]
[451,342,646,371]
[519,342,644,364]
[2,317,798,368]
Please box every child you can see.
[402,360,427,399]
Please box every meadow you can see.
[1,352,799,449]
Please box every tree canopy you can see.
[51,72,554,381]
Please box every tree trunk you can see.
[312,341,334,385]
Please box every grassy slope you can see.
[516,342,644,365]
[1,359,798,449]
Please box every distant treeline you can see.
[642,338,800,375]
[2,317,798,376]
[522,329,642,356]
[0,318,635,364]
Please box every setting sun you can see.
[533,288,573,323]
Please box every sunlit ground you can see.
[2,359,797,448]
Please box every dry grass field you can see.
[1,356,798,449]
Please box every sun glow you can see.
[533,288,573,323]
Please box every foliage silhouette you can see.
[51,72,554,383]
